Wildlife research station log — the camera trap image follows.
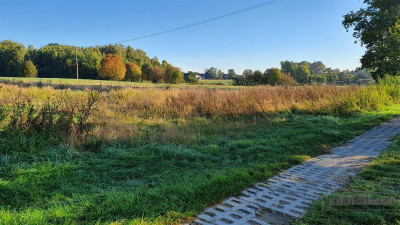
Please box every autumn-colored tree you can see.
[125,62,142,82]
[98,54,126,80]
[148,66,165,83]
[23,60,38,77]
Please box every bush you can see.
[98,54,126,81]
[23,60,38,77]
[125,62,142,82]
[187,76,199,84]
[278,74,297,85]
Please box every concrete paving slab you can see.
[194,117,400,225]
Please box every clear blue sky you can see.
[0,0,366,73]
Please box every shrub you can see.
[23,60,38,77]
[125,62,142,82]
[278,73,297,85]
[98,54,126,81]
[187,76,199,84]
[185,71,199,84]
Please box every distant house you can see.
[196,73,205,79]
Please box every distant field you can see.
[0,77,236,89]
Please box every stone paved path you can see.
[193,117,400,225]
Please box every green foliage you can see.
[265,68,282,85]
[280,60,298,76]
[326,72,339,82]
[242,69,254,77]
[0,40,179,83]
[343,0,400,80]
[294,64,310,84]
[233,68,297,86]
[23,60,37,77]
[165,65,184,84]
[185,71,199,84]
[228,69,236,79]
[125,62,142,82]
[205,67,217,79]
[310,74,327,84]
[0,40,27,76]
[309,61,326,74]
[278,73,297,85]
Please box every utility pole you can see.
[75,48,79,79]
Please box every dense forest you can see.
[0,40,185,83]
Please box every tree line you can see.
[230,61,372,86]
[0,40,184,83]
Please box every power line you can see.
[109,0,283,45]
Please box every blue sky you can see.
[0,0,365,73]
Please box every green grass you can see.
[0,77,236,89]
[295,135,400,225]
[1,105,400,224]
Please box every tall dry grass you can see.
[0,80,399,146]
[0,83,398,120]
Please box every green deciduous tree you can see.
[242,69,254,77]
[23,60,38,77]
[0,40,27,76]
[205,67,217,79]
[309,61,326,74]
[228,69,236,79]
[165,64,184,84]
[280,60,298,76]
[343,0,400,80]
[125,62,142,82]
[294,65,310,84]
[217,69,224,79]
[265,68,282,85]
[326,72,339,83]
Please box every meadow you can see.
[1,79,400,224]
[0,77,236,91]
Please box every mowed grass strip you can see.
[296,136,400,225]
[0,107,399,224]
